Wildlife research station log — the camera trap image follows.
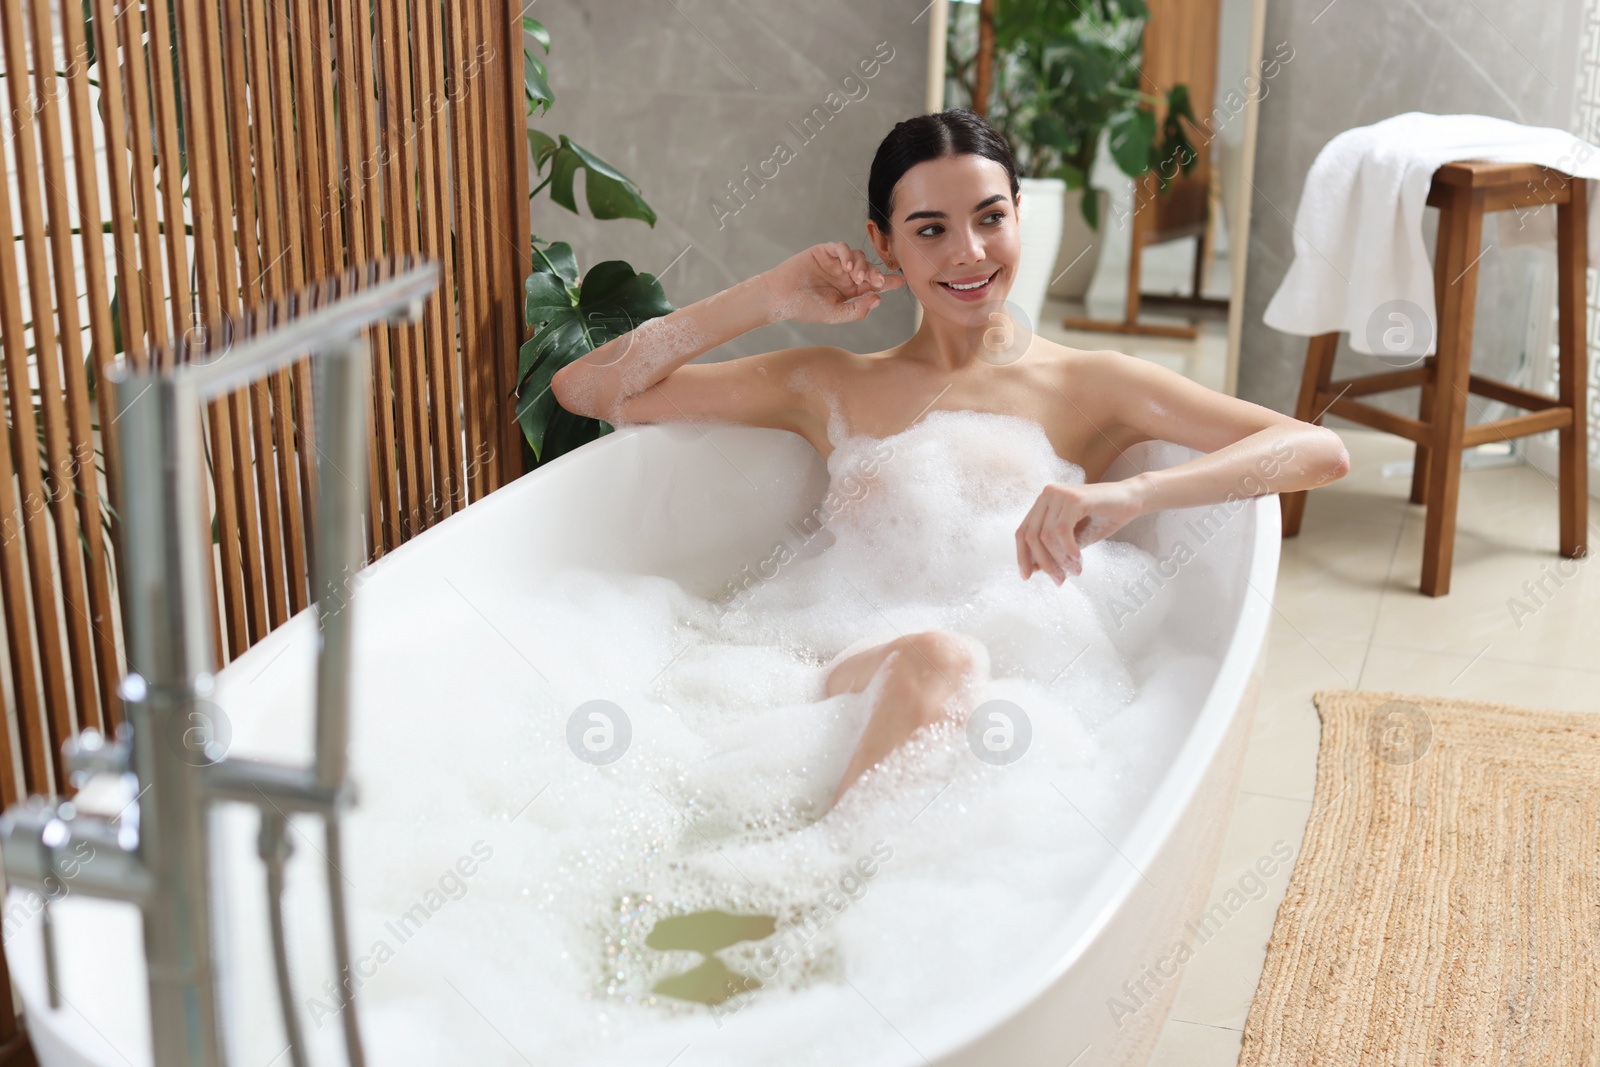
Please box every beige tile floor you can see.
[1038,250,1597,1063]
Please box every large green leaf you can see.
[522,16,551,52]
[1106,106,1156,178]
[524,271,574,322]
[81,0,96,68]
[514,336,562,459]
[539,135,657,225]
[516,250,673,464]
[527,128,559,172]
[1151,86,1201,191]
[542,405,608,462]
[524,48,553,115]
[1102,0,1148,19]
[523,15,553,114]
[1053,160,1086,191]
[108,277,122,361]
[528,238,579,287]
[1079,183,1100,229]
[1165,84,1196,125]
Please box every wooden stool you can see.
[1280,160,1590,596]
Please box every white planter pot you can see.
[1013,177,1065,330]
[1046,188,1108,302]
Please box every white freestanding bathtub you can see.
[7,421,1278,1067]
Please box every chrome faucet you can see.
[0,257,441,1067]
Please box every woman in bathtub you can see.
[552,108,1348,807]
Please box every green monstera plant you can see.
[515,17,668,467]
[946,0,1200,229]
[516,242,672,463]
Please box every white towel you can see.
[1262,112,1600,356]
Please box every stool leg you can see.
[1409,356,1436,504]
[1420,187,1484,596]
[1557,178,1590,559]
[1282,332,1339,538]
[1411,209,1455,505]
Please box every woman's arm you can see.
[1016,350,1349,583]
[550,242,901,429]
[1106,351,1350,509]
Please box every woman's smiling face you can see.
[866,153,1021,324]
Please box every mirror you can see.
[930,0,1273,397]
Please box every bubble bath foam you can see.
[225,410,1224,1067]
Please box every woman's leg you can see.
[823,630,986,807]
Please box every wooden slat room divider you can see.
[0,0,531,1056]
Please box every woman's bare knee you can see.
[825,643,894,698]
[874,669,960,731]
[825,630,985,703]
[897,631,982,685]
[826,633,989,807]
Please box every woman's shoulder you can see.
[1004,335,1110,386]
[713,344,863,392]
[1024,338,1154,392]
[745,343,914,390]
[1028,335,1126,367]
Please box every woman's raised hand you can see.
[762,242,904,324]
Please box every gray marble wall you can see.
[1239,0,1588,419]
[523,0,934,361]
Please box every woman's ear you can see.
[865,220,898,272]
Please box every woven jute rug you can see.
[1239,689,1600,1065]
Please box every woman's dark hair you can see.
[866,108,1020,233]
